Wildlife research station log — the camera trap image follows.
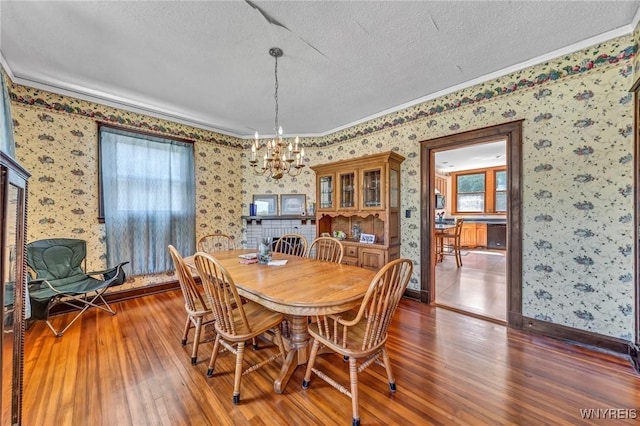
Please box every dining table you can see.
[183,248,377,394]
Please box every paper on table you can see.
[267,259,288,266]
[239,253,258,260]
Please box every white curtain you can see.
[100,127,195,275]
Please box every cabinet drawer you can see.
[342,256,359,266]
[345,245,358,257]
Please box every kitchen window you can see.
[452,166,506,214]
[495,170,507,212]
[456,172,485,212]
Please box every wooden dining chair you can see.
[168,245,214,365]
[273,233,308,257]
[197,233,235,252]
[302,258,413,426]
[193,252,286,404]
[307,236,344,263]
[439,218,464,267]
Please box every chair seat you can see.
[308,316,387,358]
[29,277,107,301]
[188,290,209,314]
[216,300,284,341]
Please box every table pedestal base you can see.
[274,315,309,394]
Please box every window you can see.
[495,170,507,212]
[456,173,485,212]
[452,166,506,214]
[99,126,195,275]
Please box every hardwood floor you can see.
[435,249,507,322]
[23,290,639,425]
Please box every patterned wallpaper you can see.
[6,34,637,340]
[8,86,243,290]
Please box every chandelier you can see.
[249,47,305,180]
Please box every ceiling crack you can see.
[245,0,290,31]
[429,14,440,31]
[245,0,326,58]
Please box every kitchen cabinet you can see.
[460,223,477,248]
[460,222,488,248]
[311,151,404,270]
[476,223,487,247]
[435,174,447,198]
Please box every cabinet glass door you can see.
[362,168,382,208]
[339,172,356,209]
[318,175,334,210]
[2,182,17,426]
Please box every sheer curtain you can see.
[100,126,195,275]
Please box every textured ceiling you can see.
[1,1,639,138]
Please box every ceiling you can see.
[1,1,639,139]
[435,140,506,173]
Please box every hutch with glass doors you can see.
[0,152,28,426]
[311,151,404,270]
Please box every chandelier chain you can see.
[274,53,279,133]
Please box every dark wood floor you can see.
[23,290,639,425]
[436,249,507,322]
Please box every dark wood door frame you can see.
[419,120,523,326]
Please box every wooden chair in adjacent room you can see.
[302,258,413,426]
[307,236,344,264]
[197,233,235,252]
[439,218,464,267]
[273,233,308,257]
[193,252,286,405]
[168,245,214,365]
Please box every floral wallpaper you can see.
[6,33,637,340]
[8,84,243,291]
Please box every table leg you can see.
[274,314,309,394]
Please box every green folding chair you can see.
[26,238,128,337]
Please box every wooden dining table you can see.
[183,249,376,394]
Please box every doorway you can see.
[419,121,523,326]
[434,141,507,322]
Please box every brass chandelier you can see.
[249,47,305,180]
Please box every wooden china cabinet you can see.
[311,151,404,270]
[0,152,28,426]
